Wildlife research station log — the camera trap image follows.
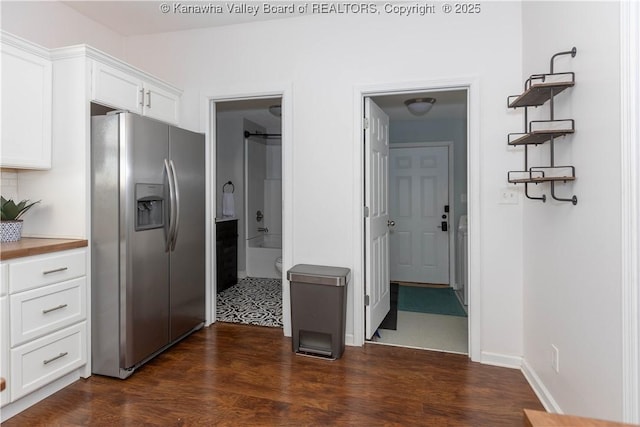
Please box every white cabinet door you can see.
[91,61,143,114]
[1,295,9,407]
[142,82,179,124]
[0,43,52,169]
[91,60,180,125]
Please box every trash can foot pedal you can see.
[296,347,336,360]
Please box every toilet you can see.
[275,256,283,274]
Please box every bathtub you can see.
[246,234,282,279]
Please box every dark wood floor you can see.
[4,322,543,426]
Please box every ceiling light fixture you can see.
[268,105,282,117]
[404,97,436,116]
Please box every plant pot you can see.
[1,220,23,243]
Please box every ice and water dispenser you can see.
[135,183,164,231]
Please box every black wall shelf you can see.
[507,47,578,205]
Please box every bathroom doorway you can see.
[364,89,470,354]
[214,97,284,329]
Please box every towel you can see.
[222,192,235,217]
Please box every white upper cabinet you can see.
[91,61,143,114]
[0,36,52,169]
[141,81,180,125]
[90,59,180,125]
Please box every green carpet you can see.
[397,286,467,317]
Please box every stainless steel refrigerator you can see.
[91,112,205,379]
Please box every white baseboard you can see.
[345,333,355,346]
[521,358,562,414]
[480,351,522,369]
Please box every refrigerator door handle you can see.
[169,159,180,251]
[164,158,176,252]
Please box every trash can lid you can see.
[287,264,351,287]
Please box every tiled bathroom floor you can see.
[216,277,283,327]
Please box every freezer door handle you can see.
[169,159,180,251]
[164,158,177,252]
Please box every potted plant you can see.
[1,197,40,243]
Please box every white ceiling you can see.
[63,1,305,36]
[373,90,467,121]
[64,2,467,122]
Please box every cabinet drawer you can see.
[10,322,86,401]
[10,277,86,346]
[9,249,86,294]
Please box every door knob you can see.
[387,220,395,227]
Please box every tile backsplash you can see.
[1,169,19,200]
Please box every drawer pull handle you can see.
[42,304,68,314]
[43,352,68,365]
[42,267,68,275]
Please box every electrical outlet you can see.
[551,344,560,373]
[499,188,519,205]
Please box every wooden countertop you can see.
[0,237,88,260]
[525,409,638,427]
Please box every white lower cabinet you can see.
[10,322,86,400]
[1,247,88,419]
[1,294,10,407]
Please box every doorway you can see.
[362,88,470,354]
[213,97,284,329]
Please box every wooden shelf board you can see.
[508,81,575,108]
[509,176,576,184]
[509,129,575,146]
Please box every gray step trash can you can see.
[287,264,351,360]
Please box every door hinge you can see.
[363,118,369,130]
[365,295,370,306]
[364,206,369,218]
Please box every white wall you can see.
[124,4,525,360]
[0,1,124,57]
[1,171,18,200]
[521,1,624,421]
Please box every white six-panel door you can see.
[390,145,450,284]
[365,98,391,339]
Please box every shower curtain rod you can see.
[244,131,282,139]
